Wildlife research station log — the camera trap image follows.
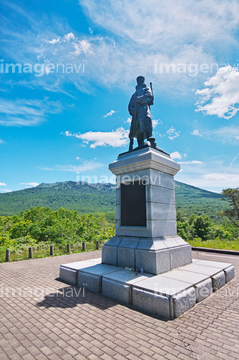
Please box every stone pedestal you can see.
[59,145,235,318]
[102,146,192,274]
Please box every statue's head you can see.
[136,76,145,86]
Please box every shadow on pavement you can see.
[36,284,118,310]
[36,284,170,322]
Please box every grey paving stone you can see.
[212,271,226,291]
[78,264,123,293]
[178,263,224,276]
[102,245,118,266]
[195,278,212,302]
[132,287,170,318]
[102,236,123,266]
[133,274,191,296]
[224,265,235,283]
[59,267,77,285]
[59,259,101,285]
[195,260,232,269]
[60,259,101,270]
[78,273,102,293]
[117,247,136,268]
[173,287,196,318]
[102,279,131,303]
[103,269,152,284]
[161,269,210,284]
[169,245,192,269]
[135,248,170,275]
[78,263,122,276]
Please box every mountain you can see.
[0,180,228,222]
[174,181,227,222]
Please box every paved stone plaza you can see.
[0,250,238,360]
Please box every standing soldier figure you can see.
[128,76,154,151]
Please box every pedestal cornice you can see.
[109,147,180,176]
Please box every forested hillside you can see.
[0,180,229,222]
[0,181,116,217]
[174,182,227,222]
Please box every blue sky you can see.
[1,0,239,194]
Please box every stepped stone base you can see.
[59,258,101,285]
[102,236,192,275]
[59,258,235,319]
[59,147,235,318]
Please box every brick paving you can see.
[0,250,238,360]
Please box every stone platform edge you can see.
[59,258,235,319]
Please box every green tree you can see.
[191,215,213,240]
[176,211,193,240]
[0,207,115,246]
[9,219,33,239]
[176,211,187,222]
[220,188,239,228]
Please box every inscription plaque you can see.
[121,180,146,227]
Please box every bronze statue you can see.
[128,76,154,151]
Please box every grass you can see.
[0,241,102,263]
[188,238,239,251]
[2,238,239,263]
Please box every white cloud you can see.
[125,118,131,124]
[191,129,202,136]
[175,157,239,192]
[76,0,239,93]
[44,31,91,56]
[152,119,160,128]
[196,66,239,119]
[72,39,91,55]
[0,139,4,144]
[64,32,76,41]
[167,127,180,140]
[63,127,129,148]
[45,38,60,44]
[203,173,239,182]
[0,99,62,126]
[104,110,115,118]
[230,152,239,167]
[0,189,12,193]
[170,151,182,160]
[3,0,239,99]
[191,161,203,164]
[201,173,239,189]
[179,160,203,164]
[0,0,228,97]
[20,182,39,187]
[45,32,76,44]
[214,126,239,143]
[80,0,239,50]
[43,161,103,172]
[0,182,7,186]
